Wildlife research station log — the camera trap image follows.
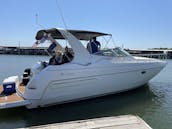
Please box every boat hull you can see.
[25,60,165,108]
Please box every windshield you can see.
[94,47,131,57]
[113,47,131,56]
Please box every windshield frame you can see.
[93,47,131,57]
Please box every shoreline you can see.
[0,46,172,59]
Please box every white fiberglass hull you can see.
[24,58,166,109]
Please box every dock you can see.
[126,49,172,59]
[0,46,48,55]
[21,115,152,129]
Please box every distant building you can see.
[0,46,48,55]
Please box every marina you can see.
[0,0,171,129]
[0,28,168,129]
[0,28,169,129]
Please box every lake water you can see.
[0,55,172,129]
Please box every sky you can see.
[0,0,171,49]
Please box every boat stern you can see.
[0,76,31,109]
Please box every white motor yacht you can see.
[0,28,166,109]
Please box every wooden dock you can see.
[21,115,152,129]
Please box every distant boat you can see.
[0,28,166,109]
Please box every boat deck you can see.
[0,84,25,104]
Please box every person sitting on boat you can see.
[87,37,101,54]
[48,51,57,65]
[86,39,92,53]
[49,51,63,65]
[62,46,74,63]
